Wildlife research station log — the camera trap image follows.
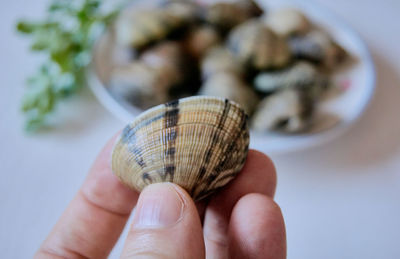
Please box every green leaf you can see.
[16,21,36,34]
[48,1,68,12]
[17,0,124,131]
[25,116,46,132]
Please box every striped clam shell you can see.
[205,0,262,32]
[112,96,249,201]
[201,46,245,80]
[252,89,314,133]
[264,8,311,37]
[199,72,259,115]
[109,62,171,109]
[254,61,329,98]
[140,41,187,87]
[183,25,221,59]
[228,20,291,70]
[289,31,347,69]
[254,62,318,93]
[115,6,192,49]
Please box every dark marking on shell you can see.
[121,125,134,144]
[165,99,179,108]
[165,147,176,156]
[162,99,180,182]
[218,99,231,129]
[165,109,179,128]
[163,164,176,181]
[142,172,153,184]
[127,113,165,137]
[121,126,147,168]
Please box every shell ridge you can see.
[192,99,231,197]
[128,97,244,135]
[205,108,248,191]
[127,112,165,139]
[195,104,249,199]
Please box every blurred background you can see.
[1,0,400,258]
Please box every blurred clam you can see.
[228,20,291,70]
[140,41,186,85]
[236,0,264,17]
[289,30,347,69]
[110,42,188,108]
[109,62,170,108]
[140,41,201,100]
[205,0,263,32]
[254,61,329,97]
[201,46,245,79]
[183,25,221,59]
[264,8,311,37]
[112,96,249,201]
[252,89,314,133]
[198,72,259,114]
[164,0,201,23]
[114,7,191,49]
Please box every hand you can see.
[36,135,286,259]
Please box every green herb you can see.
[17,0,121,131]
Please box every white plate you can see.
[88,0,375,154]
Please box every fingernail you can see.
[133,183,184,229]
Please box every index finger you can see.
[36,134,139,259]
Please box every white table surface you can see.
[1,0,400,258]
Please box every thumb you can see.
[121,183,205,259]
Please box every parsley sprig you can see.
[17,0,121,131]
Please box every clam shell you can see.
[228,20,291,70]
[205,3,248,32]
[112,96,249,201]
[205,0,262,32]
[252,89,314,133]
[114,8,187,49]
[140,41,186,85]
[110,41,189,109]
[289,31,347,69]
[201,46,245,79]
[264,8,311,37]
[183,25,221,59]
[199,72,259,115]
[254,61,329,97]
[164,1,201,23]
[236,0,263,17]
[109,62,170,109]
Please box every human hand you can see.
[36,135,286,259]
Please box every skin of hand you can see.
[35,134,286,259]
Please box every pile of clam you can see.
[110,0,347,133]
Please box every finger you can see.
[121,183,205,259]
[228,194,286,259]
[36,134,139,259]
[203,150,276,258]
